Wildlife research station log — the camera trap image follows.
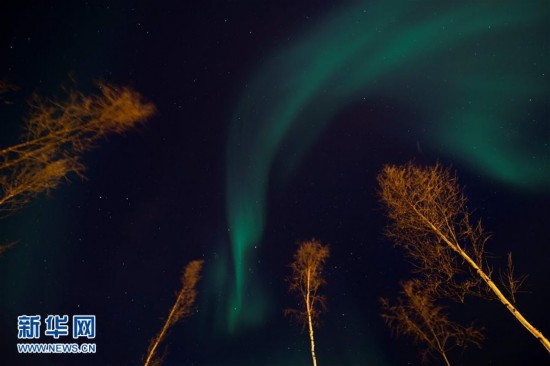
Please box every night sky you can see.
[0,1,549,365]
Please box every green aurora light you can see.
[223,0,549,333]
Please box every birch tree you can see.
[0,81,155,254]
[377,162,550,353]
[381,279,483,365]
[144,260,203,366]
[286,239,329,366]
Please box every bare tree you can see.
[0,81,154,256]
[286,239,329,366]
[377,162,550,353]
[144,260,204,366]
[0,82,155,215]
[381,279,483,365]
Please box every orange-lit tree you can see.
[144,260,204,366]
[381,279,483,366]
[286,240,329,366]
[0,82,155,215]
[0,81,154,255]
[377,162,550,353]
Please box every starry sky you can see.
[0,1,549,365]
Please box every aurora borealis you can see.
[225,0,549,333]
[1,0,549,364]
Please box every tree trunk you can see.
[426,220,550,353]
[306,268,318,366]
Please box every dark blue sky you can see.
[0,1,548,365]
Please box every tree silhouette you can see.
[377,162,550,353]
[144,260,204,366]
[381,279,483,365]
[286,239,329,366]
